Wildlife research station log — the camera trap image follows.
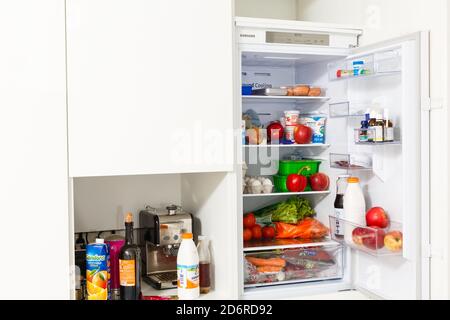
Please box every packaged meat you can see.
[308,87,322,97]
[293,85,310,96]
[274,218,329,239]
[244,245,343,287]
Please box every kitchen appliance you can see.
[139,204,194,290]
[237,17,430,299]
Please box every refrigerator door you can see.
[345,32,430,299]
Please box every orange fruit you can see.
[92,271,107,289]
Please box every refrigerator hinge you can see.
[422,97,443,111]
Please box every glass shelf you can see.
[243,191,330,198]
[329,101,367,118]
[329,153,372,171]
[242,95,330,104]
[243,237,335,252]
[329,216,403,257]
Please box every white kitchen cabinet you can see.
[66,0,235,177]
[0,0,69,299]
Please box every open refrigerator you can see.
[235,18,430,300]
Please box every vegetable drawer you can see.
[243,244,344,288]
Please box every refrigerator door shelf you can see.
[329,216,403,258]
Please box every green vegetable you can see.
[254,197,315,225]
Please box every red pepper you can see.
[286,167,309,192]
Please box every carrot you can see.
[245,256,286,268]
[256,266,284,273]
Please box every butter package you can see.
[86,239,110,300]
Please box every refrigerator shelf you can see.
[329,216,403,257]
[244,245,344,288]
[243,191,330,198]
[328,101,369,118]
[243,237,337,252]
[329,153,372,171]
[242,95,330,104]
[328,49,402,82]
[243,144,330,148]
[355,141,401,146]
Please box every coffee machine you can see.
[139,204,194,290]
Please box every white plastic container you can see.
[177,233,200,300]
[284,111,300,126]
[343,177,366,244]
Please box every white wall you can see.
[297,0,449,300]
[74,174,182,232]
[235,0,298,20]
[0,0,69,299]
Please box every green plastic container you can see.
[278,160,321,176]
[273,175,312,193]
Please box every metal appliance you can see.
[139,204,194,290]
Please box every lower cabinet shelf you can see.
[243,243,344,289]
[329,216,403,257]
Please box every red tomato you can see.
[294,125,313,144]
[262,226,276,239]
[251,225,262,240]
[286,174,307,192]
[243,213,256,228]
[309,173,330,191]
[243,228,252,242]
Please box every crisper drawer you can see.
[244,244,344,288]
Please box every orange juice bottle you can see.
[86,239,110,300]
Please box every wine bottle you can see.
[119,212,141,300]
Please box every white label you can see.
[334,208,345,236]
[385,127,394,141]
[177,264,199,290]
[374,126,384,142]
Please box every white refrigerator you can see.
[235,17,430,300]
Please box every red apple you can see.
[352,227,369,246]
[384,231,403,252]
[366,207,389,229]
[362,227,386,250]
[294,124,313,144]
[267,121,284,144]
[309,173,330,191]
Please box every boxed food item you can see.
[299,115,327,144]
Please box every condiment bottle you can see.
[197,236,211,294]
[367,111,377,142]
[334,175,350,239]
[384,109,394,142]
[374,113,385,142]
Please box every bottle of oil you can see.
[119,213,141,300]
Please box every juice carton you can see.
[86,239,110,300]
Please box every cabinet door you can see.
[67,0,234,177]
[0,0,69,299]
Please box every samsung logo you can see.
[240,33,256,38]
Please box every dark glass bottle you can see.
[119,213,141,300]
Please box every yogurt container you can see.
[299,115,327,144]
[284,111,300,126]
[284,125,297,143]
